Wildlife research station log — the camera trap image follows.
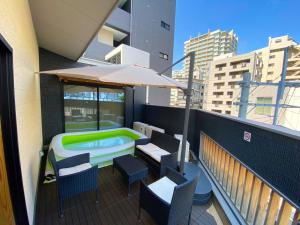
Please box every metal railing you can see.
[200,132,300,225]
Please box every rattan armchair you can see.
[138,167,198,225]
[48,150,99,217]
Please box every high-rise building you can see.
[183,30,238,75]
[170,29,238,108]
[81,0,176,106]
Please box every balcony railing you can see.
[200,132,299,225]
[143,105,300,225]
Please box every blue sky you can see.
[173,0,299,69]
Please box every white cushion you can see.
[137,143,160,154]
[59,163,92,176]
[137,143,170,162]
[148,176,177,204]
[148,149,170,162]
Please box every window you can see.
[241,62,247,67]
[161,21,170,31]
[268,71,274,75]
[63,84,125,132]
[99,87,124,130]
[64,85,98,132]
[275,39,282,43]
[159,52,168,60]
[269,55,275,59]
[255,97,272,116]
[268,63,274,67]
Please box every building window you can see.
[268,71,274,75]
[159,52,168,60]
[269,55,275,59]
[255,97,272,116]
[275,39,282,43]
[268,63,274,67]
[63,84,125,132]
[161,21,170,31]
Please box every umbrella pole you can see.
[179,51,195,174]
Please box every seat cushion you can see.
[148,148,170,162]
[137,143,160,154]
[148,176,177,204]
[137,143,170,162]
[59,163,92,176]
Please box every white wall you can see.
[98,28,114,46]
[0,0,42,224]
[121,44,150,67]
[105,44,150,67]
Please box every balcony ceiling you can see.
[29,0,118,60]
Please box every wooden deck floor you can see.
[35,166,227,225]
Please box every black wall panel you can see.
[143,105,197,151]
[39,48,87,144]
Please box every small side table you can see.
[113,155,148,196]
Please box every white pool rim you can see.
[49,127,146,158]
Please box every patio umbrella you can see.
[39,64,187,89]
[39,55,195,173]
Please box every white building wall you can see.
[0,0,42,224]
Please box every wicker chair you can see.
[48,150,99,217]
[138,167,198,225]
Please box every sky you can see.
[173,0,300,69]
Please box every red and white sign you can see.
[243,131,251,142]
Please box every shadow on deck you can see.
[35,166,228,225]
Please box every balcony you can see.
[142,105,300,225]
[33,99,300,225]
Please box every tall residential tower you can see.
[171,29,238,108]
[183,30,238,74]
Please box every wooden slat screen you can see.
[201,132,299,225]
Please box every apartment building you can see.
[255,35,298,82]
[204,35,300,129]
[204,52,262,115]
[170,70,206,108]
[81,0,176,106]
[170,29,238,108]
[183,30,238,75]
[287,44,300,80]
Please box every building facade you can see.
[170,70,206,108]
[170,29,238,108]
[183,30,238,75]
[204,35,300,130]
[255,35,298,82]
[82,0,176,106]
[204,52,262,115]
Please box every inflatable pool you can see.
[49,128,146,167]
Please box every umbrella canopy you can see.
[39,64,187,89]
